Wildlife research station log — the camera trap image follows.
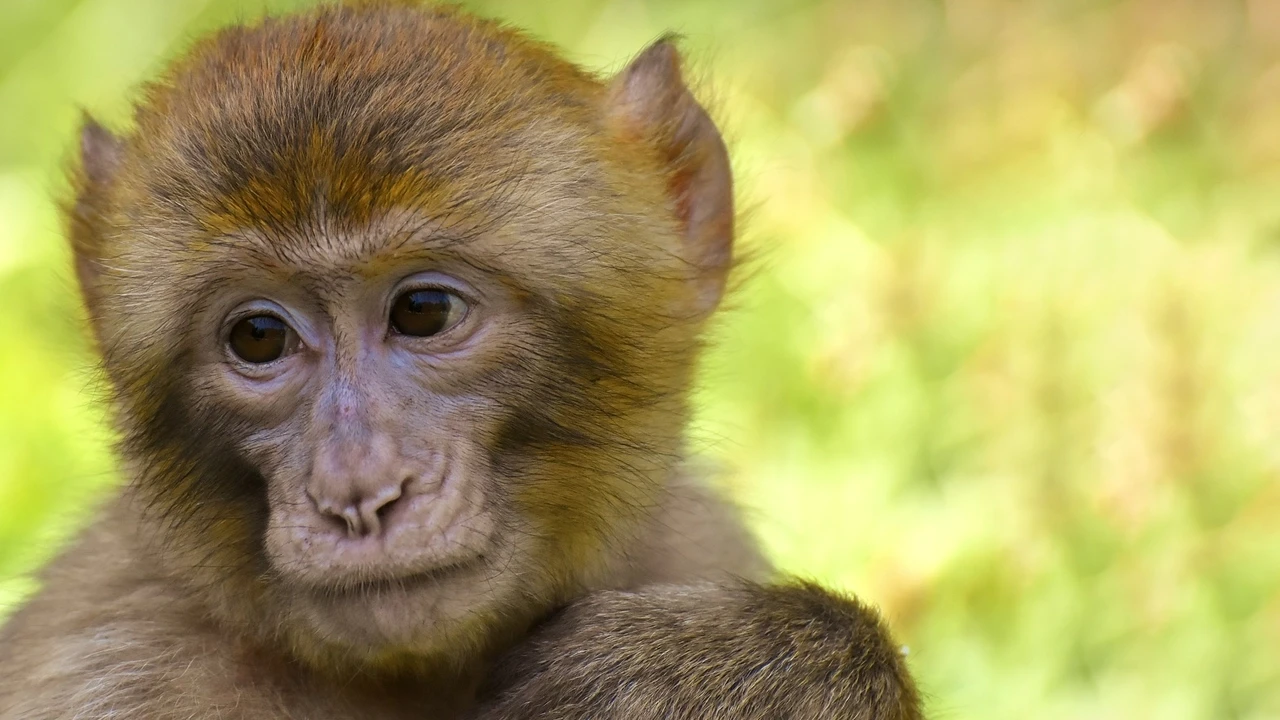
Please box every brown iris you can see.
[390,289,464,337]
[228,315,293,364]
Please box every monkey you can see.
[0,3,921,719]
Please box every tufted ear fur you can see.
[68,113,124,323]
[605,39,734,318]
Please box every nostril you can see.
[337,506,363,538]
[354,479,406,538]
[310,495,367,538]
[374,488,400,524]
[317,510,353,537]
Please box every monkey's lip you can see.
[309,555,486,595]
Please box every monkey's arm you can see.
[471,581,922,720]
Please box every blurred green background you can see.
[2,0,1279,717]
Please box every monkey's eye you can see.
[390,289,467,337]
[228,315,296,364]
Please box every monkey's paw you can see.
[470,581,922,720]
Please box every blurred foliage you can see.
[1,0,1279,718]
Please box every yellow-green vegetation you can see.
[1,1,1278,718]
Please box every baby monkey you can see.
[0,2,920,719]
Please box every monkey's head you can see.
[66,5,733,670]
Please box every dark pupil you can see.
[391,289,452,337]
[229,315,289,363]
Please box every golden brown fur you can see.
[0,3,920,718]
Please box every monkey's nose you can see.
[311,480,405,539]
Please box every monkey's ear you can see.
[80,113,124,186]
[606,39,734,317]
[71,113,124,311]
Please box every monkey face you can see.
[213,267,498,557]
[112,202,696,662]
[87,202,696,668]
[201,243,511,651]
[68,5,733,669]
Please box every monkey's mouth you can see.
[312,555,487,596]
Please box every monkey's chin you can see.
[286,559,518,666]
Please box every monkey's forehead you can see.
[120,4,623,236]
